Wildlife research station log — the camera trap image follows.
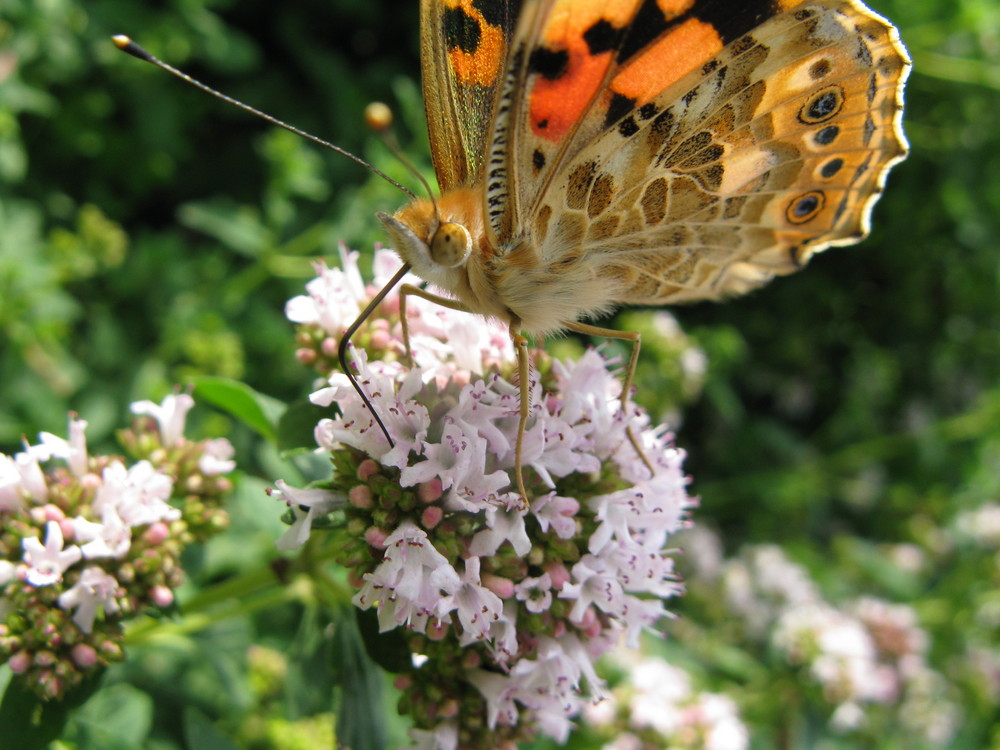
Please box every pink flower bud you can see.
[58,517,75,540]
[81,472,103,490]
[150,585,174,607]
[143,522,170,545]
[321,337,338,357]
[357,459,380,481]
[578,608,602,637]
[8,651,30,674]
[365,527,389,549]
[349,485,374,509]
[417,478,443,504]
[544,562,571,590]
[421,506,443,529]
[427,620,449,641]
[393,674,413,690]
[296,348,317,365]
[481,573,515,599]
[71,643,98,668]
[370,329,391,350]
[44,504,66,522]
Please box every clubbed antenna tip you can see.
[111,35,154,63]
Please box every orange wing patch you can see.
[527,0,643,142]
[443,0,508,88]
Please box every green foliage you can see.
[2,0,998,746]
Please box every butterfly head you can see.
[377,193,478,291]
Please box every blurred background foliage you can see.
[2,0,999,747]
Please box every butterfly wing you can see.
[486,0,909,305]
[420,0,524,191]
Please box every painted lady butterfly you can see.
[373,0,910,499]
[114,0,910,502]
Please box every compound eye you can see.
[430,222,472,268]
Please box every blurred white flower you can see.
[22,521,82,587]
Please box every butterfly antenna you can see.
[111,35,417,201]
[337,263,414,447]
[364,101,441,222]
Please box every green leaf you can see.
[332,606,386,750]
[176,199,270,257]
[278,397,332,452]
[183,707,243,750]
[285,604,338,719]
[356,608,412,674]
[191,376,285,442]
[67,682,153,749]
[0,669,104,750]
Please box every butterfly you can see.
[115,0,909,501]
[360,0,909,500]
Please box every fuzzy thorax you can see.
[379,189,623,337]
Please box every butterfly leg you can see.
[398,283,472,367]
[563,321,655,476]
[510,320,531,506]
[397,285,532,504]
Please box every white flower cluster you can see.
[278,249,697,746]
[583,654,749,750]
[954,502,1000,548]
[286,245,514,379]
[1,393,236,700]
[723,545,957,740]
[1,405,190,633]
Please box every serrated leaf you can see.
[191,376,285,441]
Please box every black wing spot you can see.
[619,0,671,61]
[472,0,517,28]
[529,46,569,80]
[798,87,844,124]
[820,158,844,179]
[809,59,831,79]
[694,0,771,46]
[604,92,637,128]
[730,35,757,56]
[583,19,618,55]
[638,102,660,120]
[532,149,546,171]
[443,6,480,54]
[786,191,825,224]
[815,125,839,145]
[619,115,639,137]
